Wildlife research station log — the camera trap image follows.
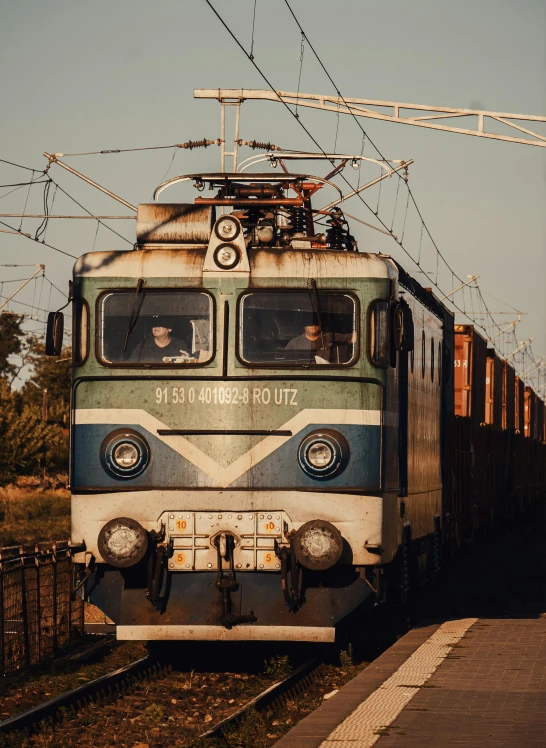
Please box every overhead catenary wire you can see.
[249,0,258,60]
[295,31,305,119]
[158,149,179,186]
[202,0,500,341]
[45,275,68,299]
[340,211,397,237]
[19,170,35,230]
[0,184,34,202]
[0,181,51,204]
[210,0,540,364]
[0,293,72,317]
[206,1,544,374]
[0,264,44,313]
[47,178,133,245]
[1,277,43,284]
[0,214,136,219]
[282,0,471,296]
[3,45,540,371]
[35,178,55,242]
[280,0,524,353]
[0,157,122,255]
[51,139,222,158]
[0,180,51,188]
[0,218,78,259]
[0,157,39,172]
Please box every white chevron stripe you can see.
[75,408,381,487]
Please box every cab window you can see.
[239,291,358,366]
[98,290,213,366]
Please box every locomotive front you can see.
[69,173,401,642]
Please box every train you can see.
[46,168,546,643]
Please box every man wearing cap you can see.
[129,316,190,362]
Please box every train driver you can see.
[129,315,190,362]
[285,315,356,364]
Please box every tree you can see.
[0,313,25,382]
[0,332,71,485]
[0,379,67,484]
[22,340,72,425]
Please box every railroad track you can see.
[0,653,167,736]
[199,657,322,743]
[0,652,322,743]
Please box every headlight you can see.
[294,519,343,570]
[213,243,241,270]
[298,430,349,479]
[214,216,240,241]
[307,441,334,468]
[98,517,148,568]
[113,442,139,468]
[102,430,149,479]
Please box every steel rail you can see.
[199,657,321,742]
[0,653,166,736]
[0,652,321,740]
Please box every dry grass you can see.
[0,484,71,547]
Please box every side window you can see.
[421,330,426,379]
[430,337,435,382]
[369,300,390,368]
[73,298,89,366]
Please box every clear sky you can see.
[1,0,545,383]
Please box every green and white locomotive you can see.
[51,170,447,642]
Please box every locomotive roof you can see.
[73,248,398,280]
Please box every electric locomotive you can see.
[52,171,451,642]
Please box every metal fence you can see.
[0,542,84,675]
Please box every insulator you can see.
[174,139,221,150]
[304,205,315,236]
[326,209,346,250]
[237,139,282,151]
[290,207,306,233]
[326,208,357,251]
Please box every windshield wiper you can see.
[123,278,144,352]
[307,278,324,349]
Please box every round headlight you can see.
[102,430,150,479]
[307,441,334,468]
[214,243,241,270]
[298,430,349,479]
[294,519,343,570]
[98,517,148,568]
[214,216,240,241]
[113,442,139,469]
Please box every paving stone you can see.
[273,617,546,748]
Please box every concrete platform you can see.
[273,616,546,747]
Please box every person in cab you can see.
[285,316,356,364]
[130,315,190,362]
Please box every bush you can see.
[0,381,68,486]
[0,487,71,547]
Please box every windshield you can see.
[98,290,213,366]
[239,291,358,366]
